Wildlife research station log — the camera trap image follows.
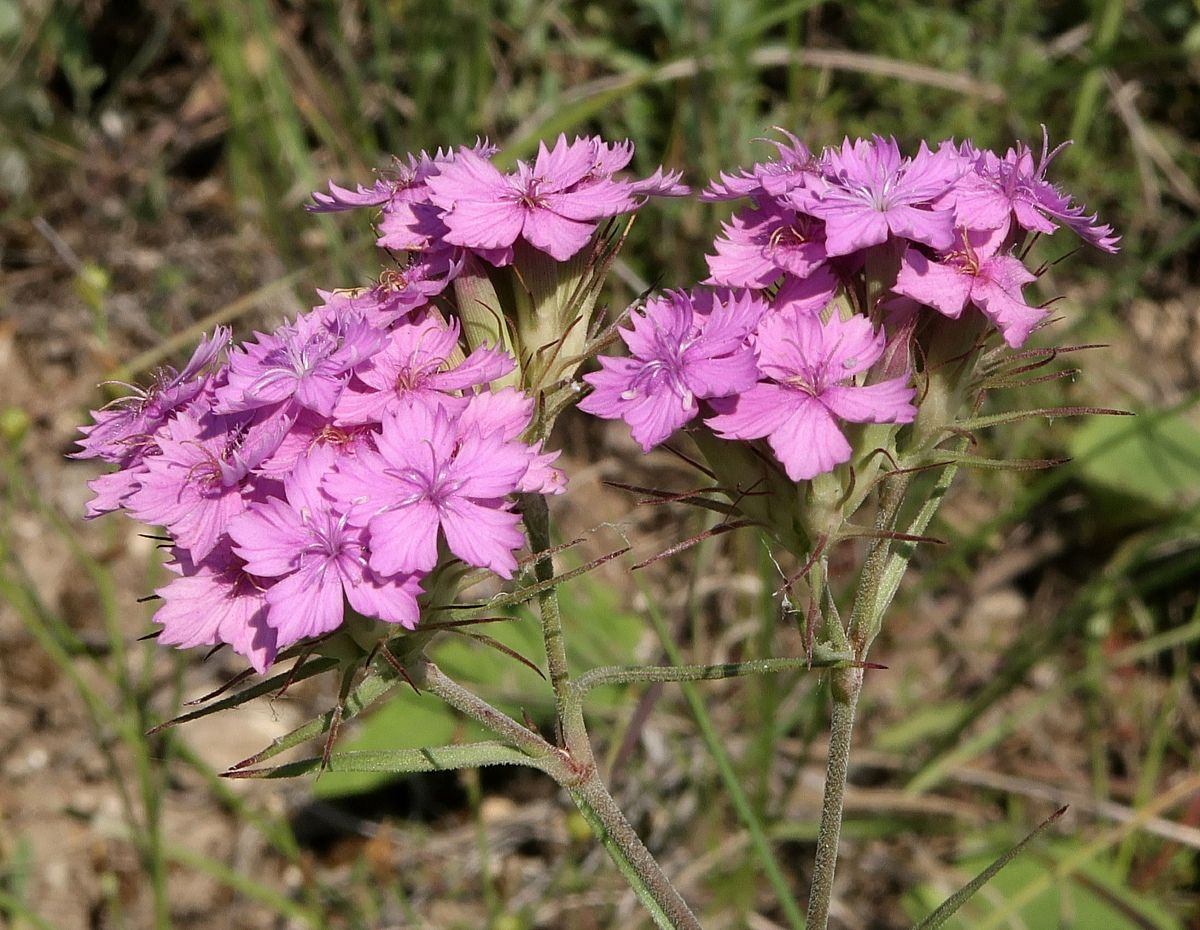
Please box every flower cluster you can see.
[308,133,685,299]
[583,131,1116,478]
[76,300,561,672]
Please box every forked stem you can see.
[522,490,701,929]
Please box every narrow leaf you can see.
[632,519,756,570]
[954,406,1131,432]
[226,743,544,779]
[228,664,406,770]
[911,806,1068,930]
[448,629,548,680]
[146,656,338,734]
[925,451,1070,472]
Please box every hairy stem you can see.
[569,776,704,930]
[805,664,864,930]
[519,492,574,739]
[518,492,700,928]
[806,474,909,930]
[419,661,557,762]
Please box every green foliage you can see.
[1069,401,1200,517]
[312,571,647,798]
[909,840,1184,930]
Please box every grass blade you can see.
[911,806,1068,930]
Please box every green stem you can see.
[568,778,704,930]
[419,661,558,763]
[806,473,909,930]
[520,492,700,928]
[520,492,574,739]
[640,579,808,930]
[804,665,863,930]
[425,613,700,927]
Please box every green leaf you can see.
[148,657,338,734]
[910,831,1184,930]
[953,406,1130,432]
[307,692,490,798]
[909,807,1066,930]
[230,743,544,782]
[1069,404,1200,514]
[224,663,406,772]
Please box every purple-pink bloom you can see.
[579,289,764,451]
[154,542,278,673]
[325,400,529,579]
[954,132,1119,252]
[255,411,376,479]
[455,388,566,495]
[427,135,671,262]
[772,265,841,316]
[229,445,422,644]
[216,308,385,417]
[893,230,1044,348]
[127,409,288,561]
[335,312,513,424]
[703,130,823,202]
[799,136,961,257]
[706,204,827,288]
[75,327,229,466]
[707,307,916,480]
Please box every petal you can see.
[885,205,956,251]
[439,498,523,578]
[520,208,597,261]
[816,202,891,256]
[706,383,794,440]
[894,249,972,319]
[973,280,1047,349]
[345,570,422,628]
[821,378,917,424]
[265,567,345,642]
[228,499,307,577]
[366,501,441,576]
[767,398,852,481]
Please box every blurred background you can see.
[2,1,1199,928]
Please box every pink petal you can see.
[821,378,917,424]
[767,397,852,481]
[894,249,972,318]
[706,383,794,441]
[228,498,307,577]
[439,498,523,578]
[520,208,597,261]
[265,566,345,643]
[366,501,441,576]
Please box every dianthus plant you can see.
[78,130,1117,929]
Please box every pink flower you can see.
[426,135,678,262]
[455,388,566,494]
[772,265,841,316]
[954,131,1119,252]
[799,136,961,256]
[255,411,375,479]
[127,409,288,562]
[325,400,530,579]
[216,309,385,417]
[335,312,513,424]
[702,130,823,202]
[894,230,1043,347]
[75,327,229,466]
[579,290,764,451]
[228,446,422,645]
[707,307,916,480]
[706,203,827,288]
[154,542,278,673]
